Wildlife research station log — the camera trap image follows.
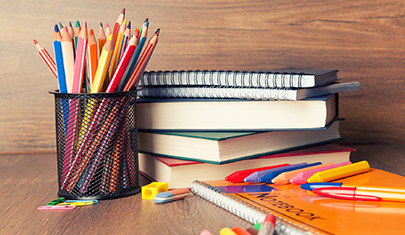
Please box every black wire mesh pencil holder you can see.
[49,90,140,200]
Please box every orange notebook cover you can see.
[191,168,405,235]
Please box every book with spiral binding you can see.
[139,69,338,88]
[190,168,405,235]
[137,82,360,100]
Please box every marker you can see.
[312,186,405,202]
[259,162,322,184]
[232,226,253,235]
[290,161,352,184]
[306,160,370,183]
[244,163,308,183]
[153,188,190,204]
[220,227,238,235]
[225,164,290,183]
[302,182,405,193]
[272,162,334,185]
[257,214,276,235]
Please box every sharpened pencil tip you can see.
[127,21,131,29]
[69,21,73,27]
[33,39,38,44]
[106,22,110,28]
[155,28,160,34]
[76,20,80,28]
[100,22,103,27]
[121,8,125,14]
[54,24,59,33]
[144,18,149,22]
[145,21,149,27]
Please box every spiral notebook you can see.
[139,69,339,88]
[137,82,360,100]
[191,168,405,235]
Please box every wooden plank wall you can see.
[1,0,404,153]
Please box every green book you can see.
[138,120,342,164]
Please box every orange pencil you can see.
[87,28,98,88]
[33,39,57,78]
[123,28,160,91]
[98,22,106,54]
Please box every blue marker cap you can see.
[301,182,343,191]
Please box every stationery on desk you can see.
[34,8,160,197]
[191,167,405,235]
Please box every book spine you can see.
[137,86,297,100]
[190,180,316,235]
[139,70,308,88]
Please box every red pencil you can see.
[122,28,160,91]
[106,35,137,92]
[33,39,57,78]
[112,8,125,51]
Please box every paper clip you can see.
[64,199,99,204]
[57,201,95,206]
[38,205,76,210]
[46,197,65,206]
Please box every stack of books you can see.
[136,69,360,188]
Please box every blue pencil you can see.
[259,162,322,183]
[117,21,149,91]
[53,24,67,93]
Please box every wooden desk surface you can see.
[1,144,405,235]
[1,0,405,234]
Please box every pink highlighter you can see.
[290,161,352,184]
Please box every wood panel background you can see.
[1,0,404,153]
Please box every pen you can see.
[312,186,405,202]
[306,160,370,183]
[225,163,290,183]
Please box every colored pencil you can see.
[91,34,113,93]
[106,35,137,93]
[68,22,74,39]
[73,20,81,51]
[61,26,75,93]
[72,21,88,93]
[98,22,106,54]
[117,21,131,63]
[87,28,98,88]
[117,21,148,91]
[33,39,57,79]
[112,8,125,51]
[109,18,127,79]
[53,24,67,93]
[123,28,160,91]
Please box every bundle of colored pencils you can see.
[34,8,160,93]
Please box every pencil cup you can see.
[50,90,140,200]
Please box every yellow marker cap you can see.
[307,160,370,183]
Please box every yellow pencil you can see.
[92,34,113,93]
[109,18,127,79]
